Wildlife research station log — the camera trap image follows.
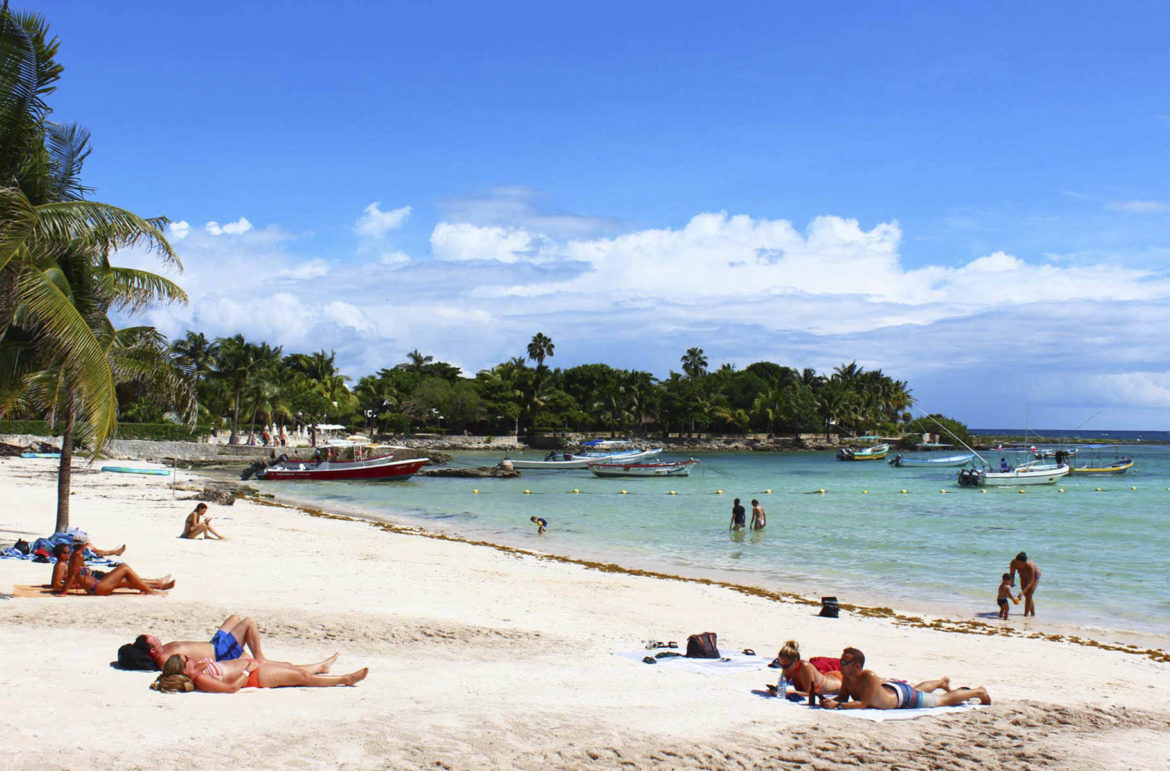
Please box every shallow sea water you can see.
[251,445,1170,634]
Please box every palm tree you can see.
[0,9,180,452]
[526,332,554,370]
[399,349,433,372]
[212,337,283,444]
[681,347,707,379]
[171,331,216,427]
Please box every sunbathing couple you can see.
[767,640,990,709]
[135,613,367,693]
[51,541,173,596]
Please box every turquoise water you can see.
[253,446,1170,634]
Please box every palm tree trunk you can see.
[229,383,242,444]
[55,407,75,533]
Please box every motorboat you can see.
[502,448,662,470]
[957,460,1070,487]
[258,454,428,481]
[889,452,975,467]
[836,439,890,461]
[586,458,699,478]
[1067,445,1133,475]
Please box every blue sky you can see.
[28,1,1170,429]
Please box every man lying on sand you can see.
[51,543,173,596]
[820,647,990,710]
[133,613,276,669]
[151,653,367,693]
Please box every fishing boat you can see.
[502,448,662,470]
[836,437,890,461]
[1067,445,1134,475]
[956,460,1070,487]
[258,454,428,481]
[889,452,975,467]
[587,458,698,477]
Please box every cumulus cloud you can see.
[169,220,191,240]
[110,206,1170,429]
[442,186,617,239]
[206,217,254,235]
[355,202,411,238]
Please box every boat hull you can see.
[837,444,890,461]
[260,456,428,481]
[958,464,1070,487]
[587,459,698,478]
[890,453,974,467]
[505,448,662,470]
[1068,460,1133,475]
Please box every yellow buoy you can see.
[900,489,908,494]
[473,489,479,494]
[1131,486,1137,491]
[1095,487,1102,492]
[1058,488,1064,493]
[572,489,579,494]
[620,490,628,495]
[1018,489,1026,494]
[668,490,676,495]
[818,489,826,494]
[716,490,723,495]
[981,489,987,494]
[862,490,868,494]
[940,489,947,494]
[764,489,771,494]
[524,489,531,495]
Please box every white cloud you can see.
[169,220,191,240]
[431,222,545,263]
[1107,200,1170,213]
[380,250,411,267]
[205,217,254,236]
[355,202,411,238]
[442,187,617,239]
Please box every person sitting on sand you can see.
[134,613,274,669]
[764,639,842,699]
[182,502,226,540]
[151,653,367,693]
[821,647,990,710]
[1009,551,1040,617]
[51,543,173,596]
[530,516,548,534]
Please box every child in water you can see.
[997,573,1019,619]
[530,516,548,535]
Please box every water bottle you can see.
[777,675,789,700]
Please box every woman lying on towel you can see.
[150,653,367,693]
[765,639,843,699]
[51,543,174,596]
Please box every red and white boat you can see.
[258,454,429,481]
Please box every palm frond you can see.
[102,266,188,311]
[26,200,181,269]
[44,121,93,201]
[0,186,36,273]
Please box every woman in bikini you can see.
[765,639,843,699]
[151,653,367,693]
[51,543,174,596]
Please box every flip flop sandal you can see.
[667,641,679,648]
[642,656,657,664]
[742,648,756,656]
[768,658,782,668]
[655,651,682,659]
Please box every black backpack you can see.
[685,631,719,659]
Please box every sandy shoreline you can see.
[2,457,1169,769]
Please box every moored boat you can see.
[1066,446,1134,475]
[258,454,428,481]
[957,461,1070,487]
[837,442,890,461]
[502,448,662,470]
[586,458,698,478]
[889,452,975,467]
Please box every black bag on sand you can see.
[685,632,719,659]
[117,643,157,670]
[819,597,840,618]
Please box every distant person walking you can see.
[1009,552,1041,617]
[750,499,766,530]
[730,499,746,531]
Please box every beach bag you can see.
[117,643,158,671]
[13,539,30,555]
[819,597,840,618]
[685,632,719,659]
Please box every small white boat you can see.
[587,459,698,478]
[889,452,975,467]
[957,461,1070,487]
[503,448,662,470]
[837,442,890,461]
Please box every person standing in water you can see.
[729,499,746,531]
[1009,551,1041,617]
[530,516,548,535]
[750,499,766,530]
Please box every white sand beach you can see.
[2,456,1168,770]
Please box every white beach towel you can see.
[618,649,772,674]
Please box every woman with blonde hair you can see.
[766,639,843,699]
[151,653,367,693]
